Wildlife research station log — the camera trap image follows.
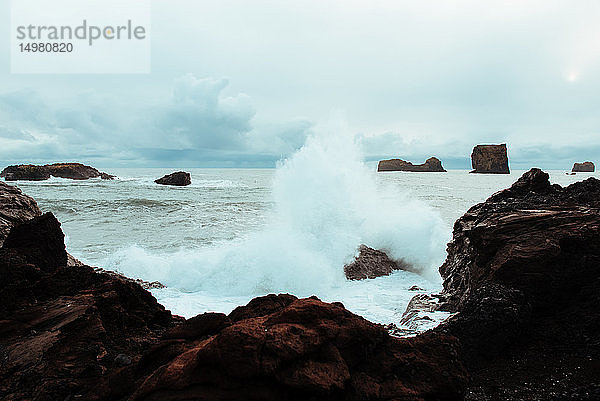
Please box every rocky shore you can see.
[0,170,598,400]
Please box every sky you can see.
[1,0,600,169]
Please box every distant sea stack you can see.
[155,171,191,186]
[470,144,510,174]
[572,161,595,172]
[377,157,446,172]
[0,163,114,181]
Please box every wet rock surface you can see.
[344,245,410,280]
[377,157,447,172]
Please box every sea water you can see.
[8,139,596,328]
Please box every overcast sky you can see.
[1,0,599,169]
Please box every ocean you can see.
[8,143,596,330]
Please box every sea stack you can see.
[154,171,191,186]
[572,161,595,172]
[377,157,446,172]
[470,144,510,174]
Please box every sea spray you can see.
[103,122,450,318]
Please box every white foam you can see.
[102,121,450,324]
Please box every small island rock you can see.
[1,163,114,181]
[572,161,595,172]
[470,144,510,174]
[154,171,191,186]
[378,157,446,172]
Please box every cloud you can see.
[0,75,313,167]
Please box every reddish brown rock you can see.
[154,171,191,186]
[378,157,446,172]
[344,245,410,280]
[129,296,466,401]
[572,161,595,172]
[0,213,174,401]
[470,144,510,174]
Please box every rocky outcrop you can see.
[428,168,600,398]
[378,157,446,172]
[470,144,510,174]
[572,161,595,172]
[0,213,175,401]
[154,171,191,186]
[0,181,42,247]
[0,215,467,400]
[1,163,114,181]
[344,245,410,280]
[3,170,600,400]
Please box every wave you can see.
[103,122,450,304]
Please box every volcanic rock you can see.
[429,168,600,398]
[572,161,595,172]
[0,212,174,401]
[1,163,114,181]
[0,181,42,246]
[344,245,410,280]
[378,157,447,172]
[470,144,510,174]
[154,171,191,186]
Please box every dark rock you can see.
[0,213,174,401]
[344,245,411,280]
[408,285,424,291]
[378,157,447,172]
[154,171,191,186]
[3,212,67,270]
[228,293,297,322]
[114,354,132,366]
[431,168,600,398]
[0,181,42,246]
[470,144,510,174]
[100,172,115,180]
[129,297,467,401]
[1,164,50,181]
[1,163,114,181]
[572,161,595,172]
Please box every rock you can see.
[114,354,133,366]
[378,157,447,172]
[1,163,114,181]
[0,164,50,181]
[154,171,191,186]
[572,161,595,172]
[344,245,411,280]
[0,212,174,401]
[470,144,510,174]
[100,172,115,180]
[129,296,467,401]
[0,181,42,246]
[430,168,600,397]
